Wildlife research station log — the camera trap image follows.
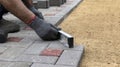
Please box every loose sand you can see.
[59,0,120,67]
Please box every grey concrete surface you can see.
[0,0,84,67]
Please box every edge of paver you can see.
[55,0,83,26]
[77,45,84,67]
[55,45,84,67]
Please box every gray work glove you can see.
[0,29,8,43]
[29,6,44,20]
[29,16,60,41]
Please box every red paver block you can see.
[23,26,33,30]
[7,37,23,42]
[40,48,63,57]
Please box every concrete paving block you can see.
[9,62,32,67]
[0,37,35,48]
[56,50,83,66]
[48,41,84,51]
[49,0,62,6]
[31,63,75,67]
[15,55,58,64]
[40,48,63,57]
[0,47,25,61]
[8,30,39,39]
[0,62,12,67]
[45,16,64,25]
[47,41,66,49]
[0,47,8,54]
[33,1,39,9]
[37,0,50,8]
[24,41,50,55]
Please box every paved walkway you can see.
[0,0,84,67]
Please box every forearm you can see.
[0,0,35,23]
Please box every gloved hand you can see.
[29,16,60,41]
[29,6,44,20]
[0,29,8,43]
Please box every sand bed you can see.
[60,0,120,67]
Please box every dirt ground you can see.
[59,0,120,67]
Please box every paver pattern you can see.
[0,0,84,67]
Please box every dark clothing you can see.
[0,5,9,20]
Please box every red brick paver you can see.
[40,48,63,57]
[7,37,23,42]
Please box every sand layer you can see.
[60,0,120,67]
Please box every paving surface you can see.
[0,0,84,67]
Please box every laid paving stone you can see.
[0,47,8,54]
[8,30,38,38]
[40,48,63,57]
[9,62,32,67]
[49,0,63,6]
[48,41,84,51]
[31,63,75,67]
[24,41,50,55]
[45,16,64,25]
[33,1,38,9]
[56,50,83,67]
[35,0,50,8]
[15,55,58,64]
[0,37,35,48]
[0,0,84,67]
[7,37,23,42]
[44,13,56,16]
[0,47,25,61]
[0,62,12,67]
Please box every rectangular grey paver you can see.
[0,62,11,67]
[49,0,62,6]
[45,16,64,25]
[48,41,84,51]
[0,47,8,53]
[33,0,50,9]
[9,30,39,40]
[15,55,58,64]
[9,62,32,67]
[47,41,66,49]
[56,50,83,67]
[0,37,35,48]
[37,0,50,8]
[0,0,84,67]
[0,47,25,61]
[31,63,75,67]
[24,41,50,55]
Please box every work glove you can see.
[29,16,60,41]
[0,29,8,43]
[29,6,44,20]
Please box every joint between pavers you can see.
[53,50,64,65]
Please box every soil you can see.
[59,0,120,67]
